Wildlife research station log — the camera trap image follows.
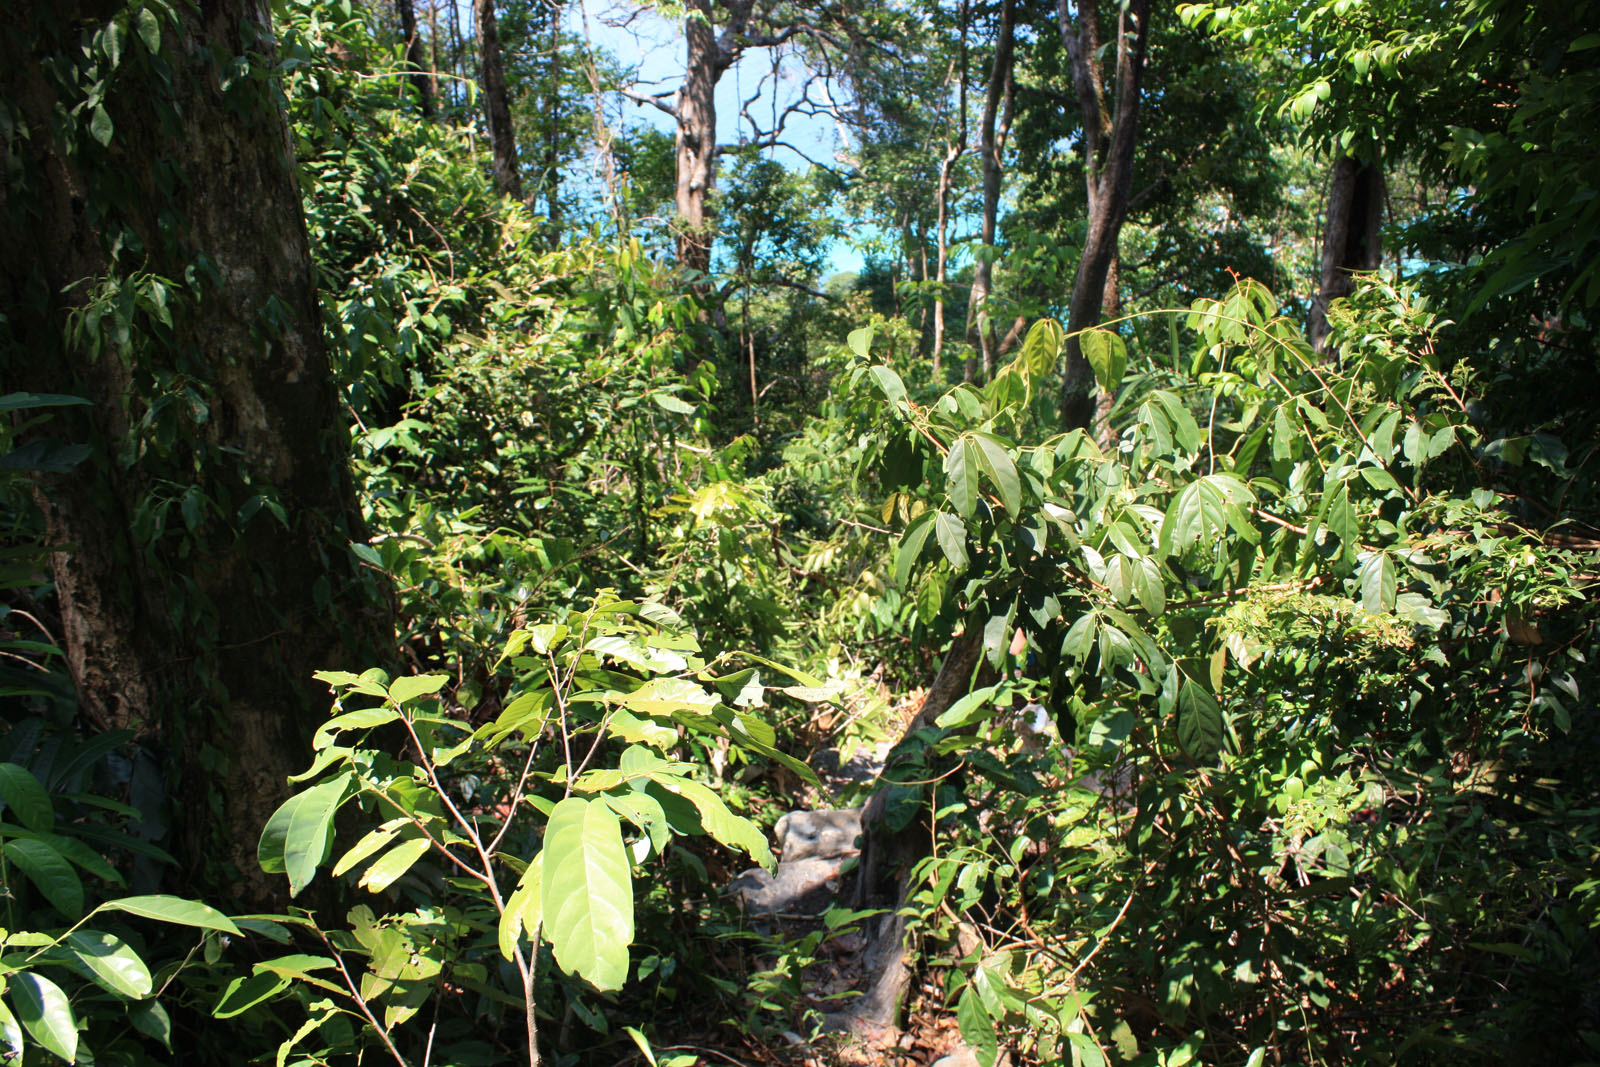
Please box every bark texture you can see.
[396,0,436,118]
[965,0,1016,384]
[475,0,523,200]
[835,631,994,1037]
[1308,155,1385,353]
[0,0,388,905]
[1057,0,1152,432]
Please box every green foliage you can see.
[243,597,809,1062]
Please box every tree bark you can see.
[965,0,1016,385]
[0,0,389,905]
[835,630,993,1037]
[675,0,728,279]
[1308,154,1384,353]
[544,0,563,233]
[396,0,435,118]
[1057,0,1152,432]
[475,0,523,200]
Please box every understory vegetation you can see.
[1,0,1597,1064]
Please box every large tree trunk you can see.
[676,0,723,279]
[834,631,993,1037]
[0,0,389,906]
[1308,155,1384,353]
[475,0,523,200]
[1057,0,1152,432]
[396,0,436,118]
[965,0,1016,385]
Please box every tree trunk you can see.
[676,0,722,279]
[475,0,522,200]
[1057,0,1152,432]
[1308,155,1384,353]
[834,631,993,1037]
[966,0,1016,385]
[0,0,389,906]
[426,0,442,112]
[544,0,563,234]
[932,0,970,377]
[396,0,435,118]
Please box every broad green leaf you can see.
[868,366,908,411]
[1062,612,1097,664]
[614,677,718,718]
[970,433,1021,515]
[90,104,114,146]
[3,838,83,918]
[1326,482,1359,566]
[0,763,53,832]
[98,894,243,935]
[312,707,399,750]
[332,819,406,878]
[128,999,172,1049]
[11,971,76,1062]
[1176,680,1223,760]
[847,327,874,358]
[499,852,544,961]
[388,674,449,705]
[657,778,774,869]
[0,996,21,1062]
[894,511,935,587]
[214,971,291,1019]
[934,512,969,571]
[934,685,1002,729]
[1020,318,1063,376]
[65,929,153,997]
[257,773,353,897]
[651,391,695,415]
[541,798,634,991]
[1359,551,1397,614]
[358,836,431,893]
[605,791,670,855]
[137,6,161,51]
[1081,328,1128,393]
[606,709,678,749]
[955,984,997,1067]
[945,438,980,518]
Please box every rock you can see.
[729,856,846,917]
[930,1047,1010,1067]
[775,807,862,863]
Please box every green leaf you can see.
[541,798,634,991]
[1359,551,1397,614]
[98,894,243,936]
[127,999,171,1049]
[1081,328,1128,393]
[0,997,21,1062]
[847,327,874,358]
[312,707,399,749]
[0,762,53,832]
[1176,680,1223,760]
[357,836,431,893]
[137,7,161,52]
[945,438,980,517]
[1020,318,1063,376]
[894,511,935,587]
[90,104,114,146]
[65,929,153,997]
[331,820,404,878]
[934,512,969,572]
[0,392,91,413]
[651,392,695,415]
[970,433,1021,515]
[660,778,774,869]
[10,971,76,1062]
[214,971,291,1019]
[3,837,84,918]
[388,674,449,705]
[615,677,719,718]
[499,852,544,961]
[869,366,908,411]
[934,685,1002,729]
[605,791,670,855]
[256,773,353,897]
[955,983,998,1067]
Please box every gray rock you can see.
[774,807,862,863]
[729,856,845,917]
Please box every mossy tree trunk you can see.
[0,0,390,906]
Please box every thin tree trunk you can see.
[396,0,435,118]
[676,0,722,279]
[1308,154,1384,353]
[966,0,1015,385]
[545,0,563,234]
[1057,0,1152,432]
[426,0,441,112]
[933,0,971,376]
[475,0,523,200]
[0,0,390,906]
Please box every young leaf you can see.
[1081,328,1128,393]
[213,972,291,1019]
[388,674,449,705]
[541,798,635,991]
[499,852,544,961]
[357,836,431,894]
